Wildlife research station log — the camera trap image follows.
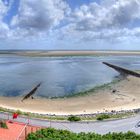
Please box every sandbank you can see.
[1,50,140,57]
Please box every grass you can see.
[67,115,81,122]
[96,114,110,120]
[0,120,8,129]
[81,112,135,121]
[0,106,135,121]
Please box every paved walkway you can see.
[0,112,140,134]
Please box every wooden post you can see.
[28,117,29,124]
[7,113,9,120]
[31,127,33,133]
[50,119,51,128]
[25,127,27,139]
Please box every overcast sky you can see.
[0,0,140,50]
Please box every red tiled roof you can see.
[0,121,41,140]
[0,121,25,140]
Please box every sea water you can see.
[0,55,139,97]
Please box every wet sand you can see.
[0,76,140,115]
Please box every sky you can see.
[0,0,140,50]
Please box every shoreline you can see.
[49,77,121,99]
[0,104,140,116]
[0,76,140,115]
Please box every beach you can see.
[0,75,140,115]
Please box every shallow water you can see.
[0,55,140,97]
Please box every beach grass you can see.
[0,106,136,121]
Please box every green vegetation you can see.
[0,120,8,129]
[96,114,110,121]
[68,115,81,122]
[15,110,23,115]
[27,128,140,140]
[0,106,135,121]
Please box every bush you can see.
[16,110,23,115]
[67,115,81,122]
[97,114,110,121]
[27,128,140,140]
[0,120,8,129]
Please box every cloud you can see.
[0,0,71,39]
[0,1,10,38]
[11,0,70,36]
[57,0,140,43]
[0,0,8,18]
[58,25,140,43]
[70,0,140,31]
[0,21,9,39]
[0,0,140,50]
[81,28,140,42]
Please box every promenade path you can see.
[0,112,140,134]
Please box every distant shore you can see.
[1,50,140,57]
[0,76,140,115]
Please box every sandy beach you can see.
[0,76,140,115]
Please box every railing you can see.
[16,124,27,140]
[17,124,42,140]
